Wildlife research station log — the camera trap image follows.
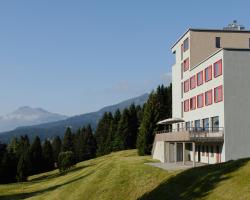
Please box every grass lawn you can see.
[0,150,249,200]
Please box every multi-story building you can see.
[152,21,250,166]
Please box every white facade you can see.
[153,28,250,165]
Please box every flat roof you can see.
[171,28,250,49]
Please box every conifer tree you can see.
[30,136,43,174]
[63,127,74,152]
[52,136,62,163]
[42,139,54,172]
[17,150,31,182]
[83,124,97,160]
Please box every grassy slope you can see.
[0,150,249,200]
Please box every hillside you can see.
[0,94,149,142]
[0,150,249,200]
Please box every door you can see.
[177,143,183,162]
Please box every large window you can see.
[195,120,200,131]
[197,71,203,86]
[184,99,189,112]
[202,118,209,131]
[183,58,189,71]
[190,75,196,90]
[186,121,191,131]
[212,116,219,132]
[205,65,212,82]
[197,93,204,108]
[190,97,196,110]
[205,90,213,106]
[184,80,189,93]
[214,59,222,77]
[214,85,223,103]
[184,38,189,51]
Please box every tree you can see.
[63,127,74,152]
[58,151,75,173]
[73,128,85,162]
[95,112,113,156]
[17,150,31,182]
[52,136,62,163]
[30,136,43,174]
[111,109,123,151]
[83,125,97,160]
[42,139,54,172]
[0,151,17,183]
[137,84,172,155]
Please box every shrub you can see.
[58,151,75,173]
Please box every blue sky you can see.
[0,0,249,116]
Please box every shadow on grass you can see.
[0,169,95,200]
[138,158,249,200]
[30,164,95,183]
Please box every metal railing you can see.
[155,127,224,139]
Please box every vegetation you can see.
[0,150,249,200]
[137,85,172,155]
[58,151,75,173]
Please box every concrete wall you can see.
[224,50,250,161]
[190,31,250,68]
[152,141,165,162]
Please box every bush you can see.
[58,151,75,173]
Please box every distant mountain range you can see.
[0,93,149,143]
[0,106,67,133]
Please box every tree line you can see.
[0,84,172,184]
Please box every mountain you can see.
[0,106,68,133]
[0,93,149,143]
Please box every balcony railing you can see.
[155,127,224,142]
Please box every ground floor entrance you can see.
[165,142,223,166]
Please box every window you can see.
[184,80,189,93]
[190,75,196,89]
[214,59,222,77]
[212,116,219,132]
[249,38,250,48]
[205,90,213,106]
[214,85,223,103]
[190,97,196,110]
[184,38,189,51]
[184,99,189,112]
[195,120,200,131]
[205,65,212,82]
[181,63,183,79]
[186,121,190,131]
[216,37,221,48]
[197,93,204,108]
[183,58,189,71]
[197,71,203,86]
[202,118,209,131]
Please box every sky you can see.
[0,0,250,116]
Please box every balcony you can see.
[155,127,224,142]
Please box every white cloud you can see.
[160,72,172,85]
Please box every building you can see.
[152,21,250,166]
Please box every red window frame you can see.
[190,75,196,90]
[214,85,223,103]
[190,97,196,110]
[214,59,222,78]
[197,71,203,86]
[183,58,189,71]
[205,90,213,106]
[197,93,204,108]
[205,65,212,82]
[184,80,189,93]
[184,99,189,112]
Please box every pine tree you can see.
[17,150,31,182]
[74,128,85,162]
[42,139,54,172]
[111,110,123,151]
[0,151,17,183]
[30,136,43,174]
[83,125,97,160]
[63,127,74,152]
[52,136,62,163]
[95,112,113,156]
